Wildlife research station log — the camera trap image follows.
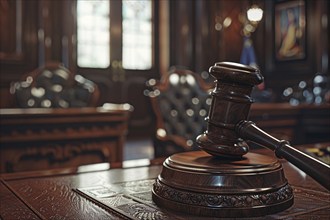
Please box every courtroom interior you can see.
[0,0,329,219]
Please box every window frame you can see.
[75,0,159,76]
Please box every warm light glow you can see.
[247,5,263,22]
[223,17,232,28]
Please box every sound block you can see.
[152,150,293,217]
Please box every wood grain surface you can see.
[1,146,329,219]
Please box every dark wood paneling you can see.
[263,0,329,100]
[0,0,38,81]
[0,0,39,108]
[168,0,253,73]
[169,0,194,68]
[0,0,329,135]
[0,0,76,108]
[168,0,328,103]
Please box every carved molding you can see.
[153,179,293,208]
[1,140,120,172]
[2,123,125,142]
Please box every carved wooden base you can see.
[152,151,294,217]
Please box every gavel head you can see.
[196,62,263,158]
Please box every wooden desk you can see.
[0,104,132,173]
[1,145,329,219]
[249,103,330,144]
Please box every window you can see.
[76,0,153,70]
[122,0,152,70]
[77,0,110,68]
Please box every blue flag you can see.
[240,36,257,67]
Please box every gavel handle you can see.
[236,120,330,191]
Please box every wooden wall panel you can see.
[167,0,328,102]
[263,0,329,100]
[168,0,250,74]
[0,0,38,107]
[0,0,77,108]
[0,0,328,134]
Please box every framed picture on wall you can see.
[274,0,306,61]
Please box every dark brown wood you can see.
[249,103,330,144]
[1,0,328,134]
[197,62,263,157]
[153,62,329,217]
[153,62,283,217]
[0,105,132,173]
[236,120,330,190]
[0,0,39,108]
[249,103,300,142]
[152,150,293,217]
[0,145,329,219]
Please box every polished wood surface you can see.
[236,120,330,190]
[0,144,329,219]
[0,104,132,173]
[197,62,263,158]
[192,62,329,217]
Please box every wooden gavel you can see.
[196,62,330,190]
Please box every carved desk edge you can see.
[0,104,133,173]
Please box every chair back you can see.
[147,67,214,157]
[10,62,99,108]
